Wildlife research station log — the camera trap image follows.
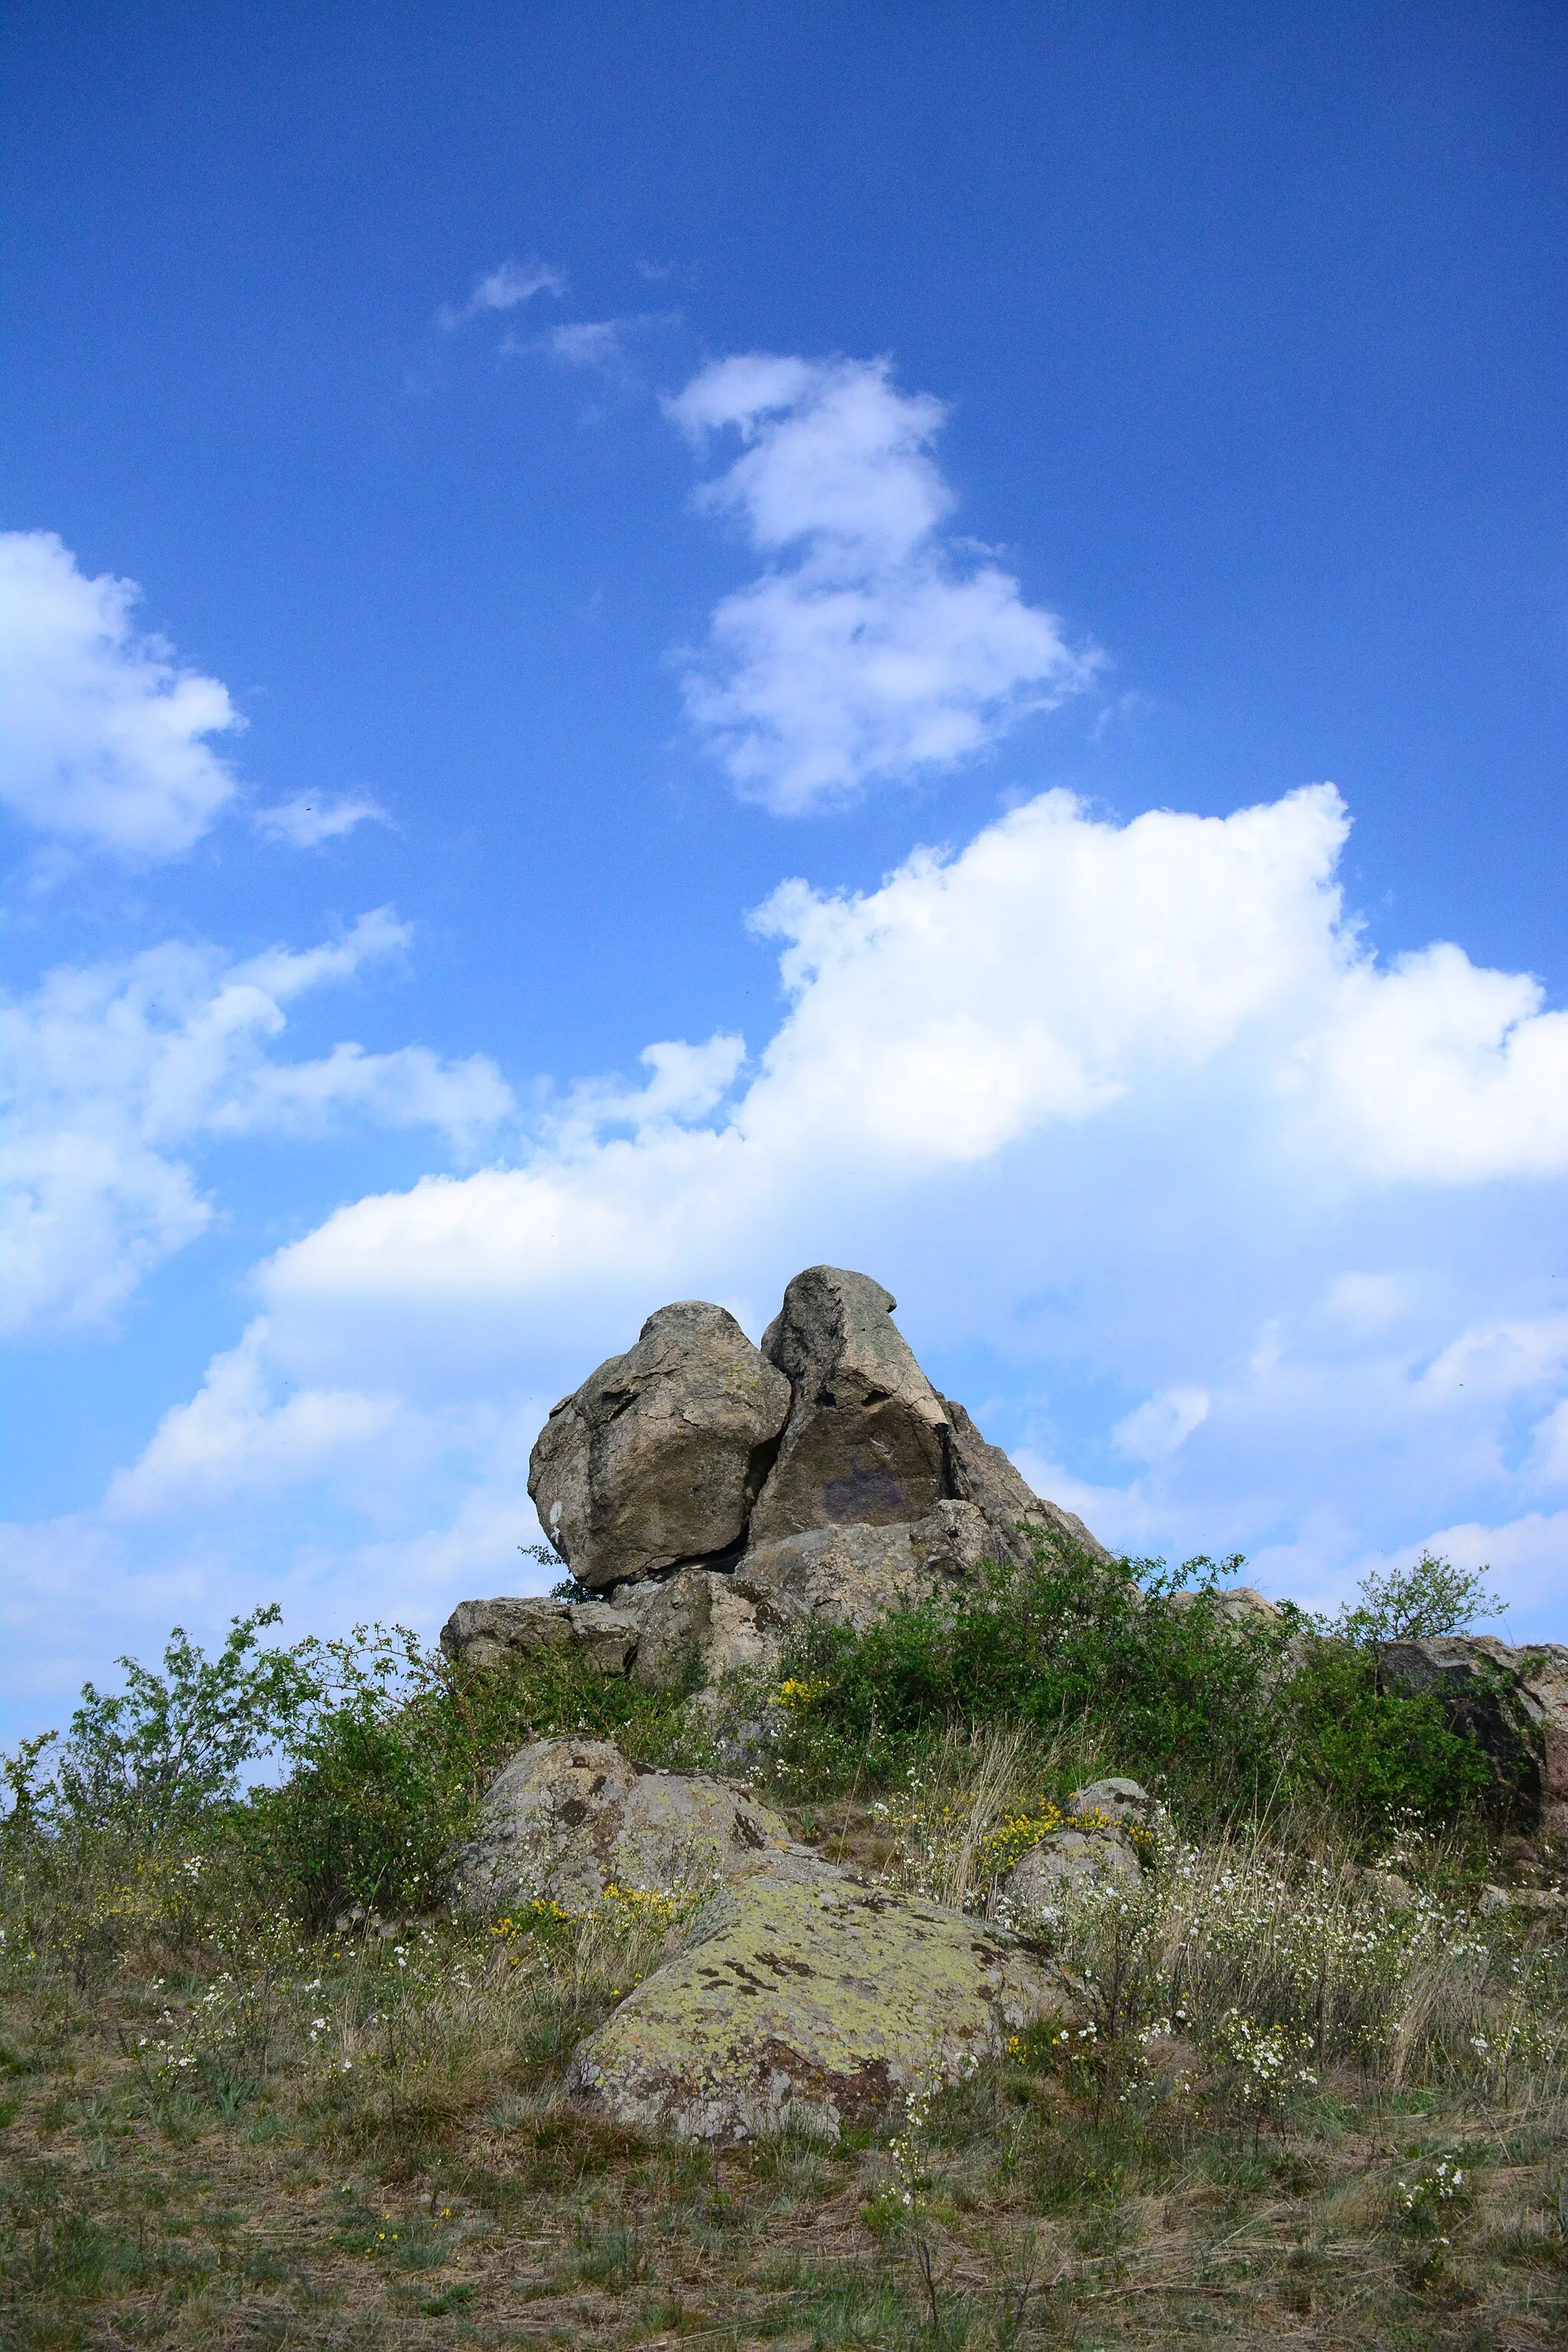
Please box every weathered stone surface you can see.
[628,1567,776,1691]
[448,1739,798,1916]
[1171,1585,1283,1630]
[940,1397,1113,1569]
[1377,1635,1568,1834]
[999,1826,1143,1919]
[749,1269,949,1544]
[627,1507,1011,1694]
[528,1302,790,1590]
[569,1857,1076,2141]
[439,1596,640,1676]
[1067,1777,1158,1830]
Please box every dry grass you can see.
[4,1751,1567,2349]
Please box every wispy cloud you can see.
[255,792,390,848]
[0,911,512,1338]
[667,355,1099,813]
[438,255,566,329]
[0,531,242,859]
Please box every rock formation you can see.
[451,1266,1112,1690]
[749,1267,950,1543]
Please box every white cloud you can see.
[1114,1387,1210,1462]
[542,320,628,370]
[0,531,242,858]
[1,911,513,1338]
[6,774,1567,1728]
[255,792,389,848]
[667,356,1099,811]
[439,256,566,327]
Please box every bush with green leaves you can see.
[765,1548,1496,1837]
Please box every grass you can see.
[3,1553,1566,2345]
[4,1741,1566,2347]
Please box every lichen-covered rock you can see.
[1000,1826,1142,1918]
[749,1269,949,1544]
[1376,1635,1568,1834]
[737,1521,933,1638]
[448,1739,798,1915]
[528,1301,791,1590]
[569,1856,1076,2141]
[439,1596,640,1675]
[940,1396,1112,1569]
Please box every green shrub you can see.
[767,1548,1493,1838]
[245,1627,697,1925]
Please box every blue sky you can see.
[3,1,1566,1740]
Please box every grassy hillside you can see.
[2,1551,1565,2348]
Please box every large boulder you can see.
[528,1302,791,1590]
[448,1738,798,1915]
[1376,1636,1568,1834]
[439,1596,640,1675]
[748,1269,950,1544]
[569,1853,1076,2141]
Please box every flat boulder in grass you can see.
[447,1738,799,1917]
[569,1855,1076,2142]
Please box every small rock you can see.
[448,1738,798,1916]
[439,1595,641,1675]
[570,1856,1076,2141]
[1067,1777,1158,1829]
[528,1301,790,1590]
[1000,1827,1143,1917]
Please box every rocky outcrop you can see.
[439,1596,640,1675]
[1376,1635,1568,1835]
[569,1851,1076,2142]
[447,1738,799,1916]
[447,1266,1114,1693]
[619,1506,1011,1689]
[528,1301,790,1591]
[749,1269,951,1544]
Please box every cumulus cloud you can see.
[6,776,1566,1724]
[667,356,1099,811]
[0,531,242,858]
[439,256,566,327]
[255,792,389,848]
[1,911,513,1338]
